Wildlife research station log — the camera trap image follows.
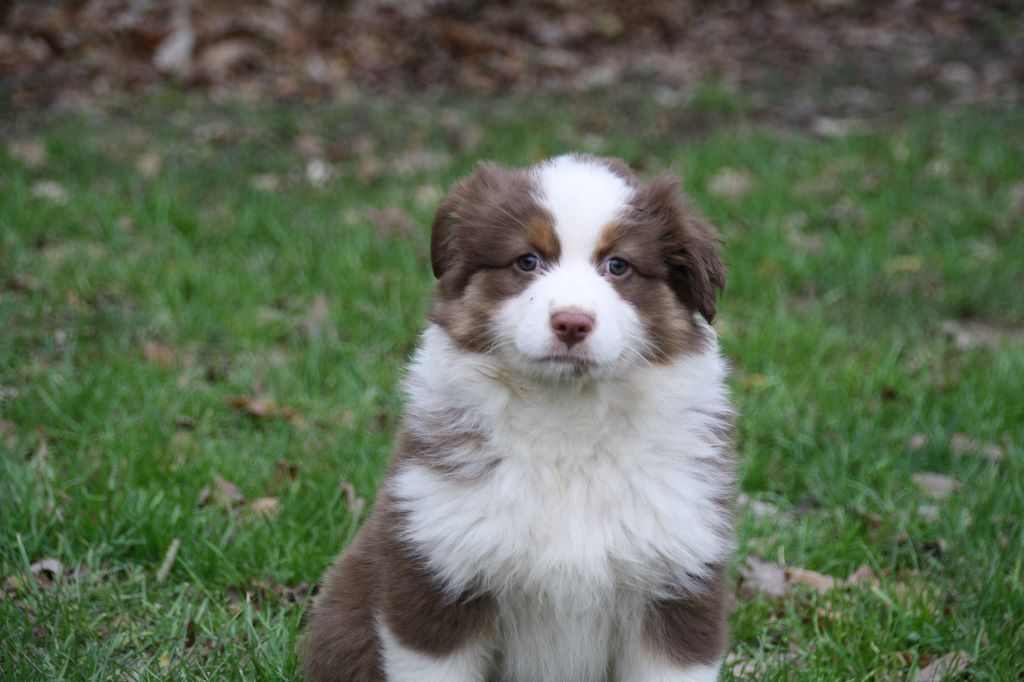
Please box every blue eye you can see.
[605,257,630,277]
[516,254,540,272]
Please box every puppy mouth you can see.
[537,354,596,367]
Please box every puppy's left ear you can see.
[641,174,726,322]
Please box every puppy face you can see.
[430,154,725,379]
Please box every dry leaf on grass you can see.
[915,650,971,681]
[942,320,1024,350]
[370,206,417,238]
[143,341,175,368]
[300,294,329,340]
[908,433,929,451]
[305,158,333,187]
[738,556,788,598]
[845,564,879,587]
[340,480,366,516]
[226,396,303,425]
[155,538,181,582]
[786,567,836,594]
[707,168,753,199]
[250,173,282,192]
[31,180,69,205]
[136,152,163,178]
[911,473,962,500]
[949,433,1005,462]
[197,476,245,507]
[247,497,281,518]
[8,139,47,168]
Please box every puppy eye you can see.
[604,256,631,277]
[515,254,540,272]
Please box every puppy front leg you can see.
[377,502,493,682]
[378,617,491,682]
[619,568,728,682]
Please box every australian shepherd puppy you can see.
[302,154,735,682]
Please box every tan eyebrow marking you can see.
[526,215,560,260]
[595,221,626,262]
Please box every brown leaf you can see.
[907,433,929,451]
[370,206,417,238]
[942,320,1024,350]
[30,558,63,585]
[300,294,329,340]
[786,567,836,594]
[153,21,195,75]
[845,564,879,587]
[707,168,753,199]
[738,556,787,598]
[247,497,281,518]
[950,433,1004,462]
[250,173,282,192]
[340,480,366,516]
[915,651,971,681]
[155,538,181,582]
[197,476,245,507]
[198,39,263,78]
[143,341,175,368]
[136,152,163,179]
[7,139,47,168]
[31,180,69,205]
[226,396,302,424]
[911,473,962,501]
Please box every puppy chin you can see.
[502,344,627,381]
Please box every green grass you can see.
[2,90,1022,680]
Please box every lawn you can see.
[1,90,1022,680]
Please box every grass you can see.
[1,89,1022,680]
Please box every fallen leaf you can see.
[143,341,175,368]
[155,538,181,582]
[227,396,302,424]
[737,494,794,522]
[153,21,195,75]
[136,152,163,178]
[915,650,971,681]
[908,433,929,451]
[7,139,47,168]
[811,116,866,137]
[250,173,281,192]
[340,480,365,516]
[911,472,962,500]
[738,556,787,598]
[247,497,281,518]
[942,320,1024,350]
[884,255,924,275]
[845,564,879,587]
[707,167,753,199]
[786,567,836,594]
[916,504,940,523]
[30,558,63,584]
[30,180,69,205]
[949,432,1004,461]
[370,206,417,238]
[197,476,245,507]
[305,158,333,187]
[198,39,263,78]
[300,294,329,340]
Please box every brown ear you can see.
[430,162,505,279]
[430,193,459,279]
[641,174,726,322]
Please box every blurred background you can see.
[1,2,1023,680]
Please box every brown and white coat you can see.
[302,155,735,682]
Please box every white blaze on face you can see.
[493,155,644,374]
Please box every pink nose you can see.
[550,311,595,348]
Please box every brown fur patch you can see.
[643,565,730,666]
[300,490,494,682]
[525,215,560,260]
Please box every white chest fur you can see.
[390,325,734,679]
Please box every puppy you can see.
[301,154,735,682]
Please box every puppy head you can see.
[430,154,724,379]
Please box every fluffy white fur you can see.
[386,156,733,681]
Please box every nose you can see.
[550,311,595,349]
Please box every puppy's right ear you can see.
[430,193,459,279]
[430,162,504,279]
